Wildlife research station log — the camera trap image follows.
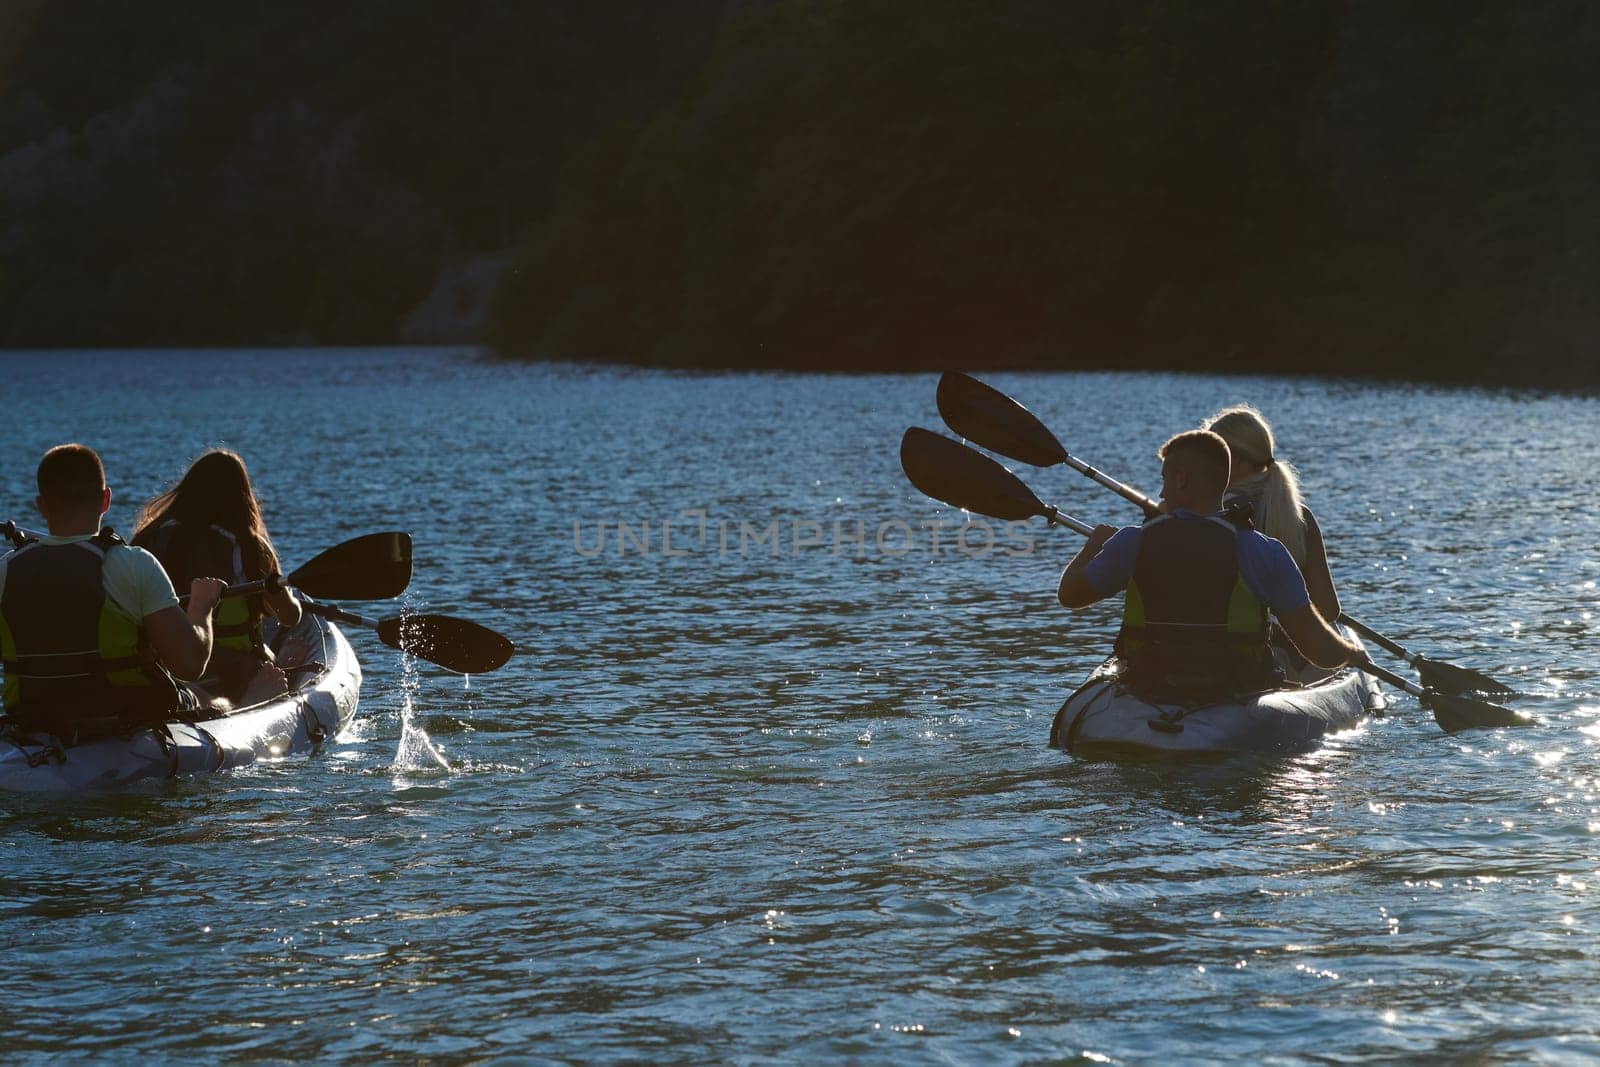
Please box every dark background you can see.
[2,1,1596,385]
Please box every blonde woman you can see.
[1203,406,1341,624]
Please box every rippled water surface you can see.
[2,348,1597,1062]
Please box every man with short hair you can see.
[1057,429,1361,702]
[0,443,227,741]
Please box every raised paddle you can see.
[285,531,412,601]
[173,531,414,603]
[899,427,1531,733]
[935,370,1515,697]
[937,371,1161,513]
[300,600,514,674]
[900,426,1093,534]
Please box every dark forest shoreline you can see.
[9,344,1592,397]
[5,2,1599,389]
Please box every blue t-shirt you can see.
[1083,510,1311,616]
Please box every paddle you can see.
[937,371,1160,513]
[175,531,414,603]
[301,600,513,674]
[900,426,1093,534]
[1338,616,1514,697]
[899,427,1531,733]
[286,531,412,601]
[936,370,1515,697]
[1355,657,1531,733]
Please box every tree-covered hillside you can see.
[3,2,1598,385]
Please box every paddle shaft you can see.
[1060,454,1160,518]
[1339,614,1418,663]
[177,575,287,605]
[1042,507,1095,537]
[1350,656,1424,698]
[302,600,381,631]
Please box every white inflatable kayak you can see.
[0,612,360,790]
[1051,634,1386,758]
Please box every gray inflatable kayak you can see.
[0,612,360,790]
[1051,632,1386,758]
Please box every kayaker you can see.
[1203,404,1340,623]
[0,444,228,742]
[133,449,300,707]
[1056,429,1362,702]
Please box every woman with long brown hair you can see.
[133,449,301,706]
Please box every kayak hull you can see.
[0,613,360,791]
[1051,640,1386,759]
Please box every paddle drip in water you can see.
[392,600,452,774]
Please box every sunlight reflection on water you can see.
[0,349,1597,1062]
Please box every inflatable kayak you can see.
[1051,634,1386,759]
[0,612,359,790]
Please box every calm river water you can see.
[1,348,1597,1062]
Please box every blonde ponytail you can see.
[1203,405,1308,565]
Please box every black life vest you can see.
[0,529,180,735]
[144,521,265,658]
[1113,513,1277,703]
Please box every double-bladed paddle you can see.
[899,427,1531,733]
[935,370,1515,698]
[229,532,510,673]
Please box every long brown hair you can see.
[132,449,281,578]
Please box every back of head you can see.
[134,449,278,575]
[1204,405,1275,468]
[169,450,255,530]
[1203,404,1307,562]
[37,443,106,514]
[1158,429,1231,504]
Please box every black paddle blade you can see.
[936,371,1068,467]
[1425,691,1534,733]
[1417,656,1516,697]
[288,532,413,601]
[900,427,1048,522]
[376,614,513,674]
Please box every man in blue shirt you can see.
[1057,430,1359,698]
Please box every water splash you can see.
[391,597,452,775]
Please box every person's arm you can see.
[1057,525,1121,609]
[1300,509,1341,623]
[1245,533,1359,668]
[1276,603,1363,669]
[143,577,226,681]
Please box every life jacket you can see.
[144,521,265,660]
[1113,513,1277,703]
[0,528,181,736]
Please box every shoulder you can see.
[104,543,177,592]
[1107,524,1144,545]
[110,542,166,570]
[1238,529,1296,566]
